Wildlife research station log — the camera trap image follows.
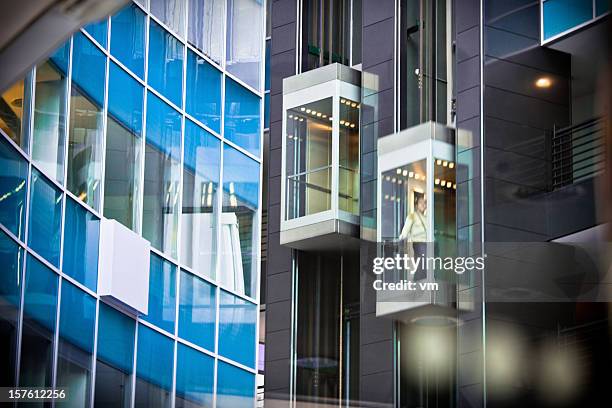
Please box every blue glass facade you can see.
[0,0,263,405]
[543,0,610,40]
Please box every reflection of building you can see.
[0,0,265,407]
[263,1,611,407]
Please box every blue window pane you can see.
[58,280,96,354]
[226,0,263,90]
[265,40,270,91]
[97,303,135,373]
[20,255,58,387]
[143,93,181,257]
[596,0,610,15]
[224,78,261,156]
[0,137,28,240]
[57,280,96,406]
[543,0,593,40]
[50,40,70,75]
[216,361,255,408]
[72,32,106,107]
[0,230,22,386]
[150,0,186,36]
[186,49,222,133]
[104,63,144,230]
[28,169,62,267]
[175,344,214,408]
[181,120,220,276]
[135,324,174,407]
[178,270,215,350]
[62,198,100,291]
[111,4,146,77]
[84,19,108,48]
[187,0,224,64]
[220,145,260,297]
[148,21,184,107]
[218,290,257,368]
[264,93,270,129]
[143,253,176,334]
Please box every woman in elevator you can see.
[399,195,427,280]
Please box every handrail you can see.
[551,117,606,190]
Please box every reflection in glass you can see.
[0,78,26,149]
[175,343,214,408]
[0,137,28,240]
[338,97,359,214]
[84,19,108,48]
[181,120,220,277]
[285,98,333,219]
[56,280,96,407]
[178,270,216,350]
[220,145,260,298]
[148,20,184,107]
[143,253,176,334]
[218,290,256,368]
[188,0,224,64]
[104,63,144,231]
[0,230,23,387]
[94,303,135,407]
[63,198,100,291]
[150,0,186,36]
[135,325,173,408]
[32,58,68,182]
[111,3,146,78]
[186,50,222,134]
[142,93,181,258]
[226,0,263,90]
[68,33,106,210]
[543,0,593,40]
[216,361,255,408]
[28,169,62,267]
[224,78,261,156]
[19,256,58,387]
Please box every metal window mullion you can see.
[98,17,111,218]
[51,275,63,405]
[138,11,151,236]
[89,298,101,408]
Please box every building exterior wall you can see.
[0,0,265,406]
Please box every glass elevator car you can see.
[280,63,360,251]
[376,122,458,321]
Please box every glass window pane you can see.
[0,230,23,387]
[68,33,105,210]
[62,198,100,291]
[218,290,257,368]
[175,344,214,408]
[32,57,68,183]
[95,303,135,407]
[143,93,181,258]
[596,0,610,16]
[150,0,186,36]
[56,280,96,407]
[84,19,108,48]
[224,78,261,156]
[339,97,360,215]
[285,98,333,219]
[28,169,62,267]
[264,92,269,129]
[178,270,216,350]
[216,361,255,408]
[186,49,222,134]
[543,0,593,40]
[148,20,184,107]
[135,324,173,408]
[181,120,220,276]
[104,63,144,231]
[111,3,147,78]
[19,255,58,387]
[187,0,224,64]
[220,145,260,298]
[264,40,270,91]
[226,0,263,90]
[0,78,27,150]
[143,253,176,334]
[0,137,28,240]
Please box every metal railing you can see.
[551,117,606,190]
